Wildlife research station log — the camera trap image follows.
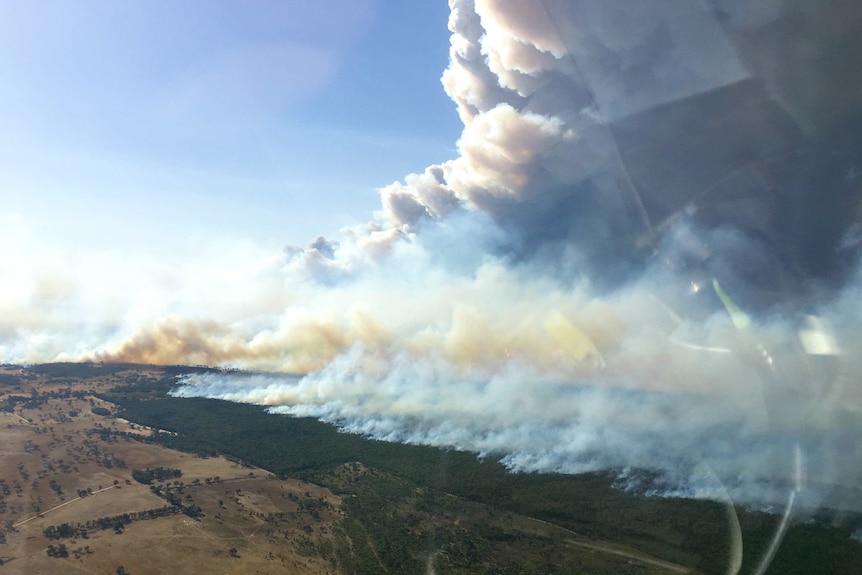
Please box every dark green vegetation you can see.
[43,502,199,541]
[130,467,182,485]
[25,363,862,574]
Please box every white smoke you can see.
[171,249,862,510]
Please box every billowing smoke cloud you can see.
[171,255,862,511]
[5,0,862,513]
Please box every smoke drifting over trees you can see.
[4,0,862,511]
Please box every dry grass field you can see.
[0,366,344,575]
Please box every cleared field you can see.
[0,366,344,575]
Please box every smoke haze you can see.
[4,0,862,511]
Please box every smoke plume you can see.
[5,0,862,512]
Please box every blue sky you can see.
[0,0,461,254]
